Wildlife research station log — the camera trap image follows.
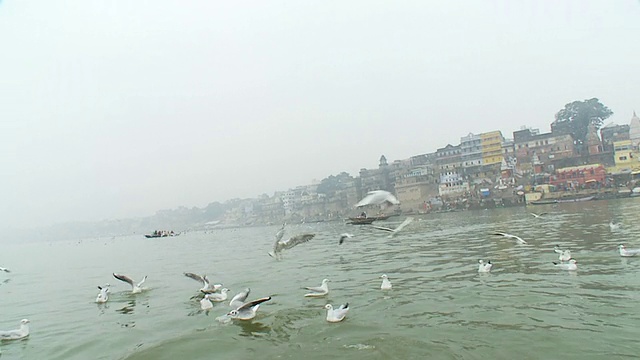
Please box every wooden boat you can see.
[557,195,594,203]
[347,217,376,225]
[144,231,179,238]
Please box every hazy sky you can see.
[1,1,639,228]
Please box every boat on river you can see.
[347,217,376,225]
[144,230,179,238]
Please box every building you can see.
[548,164,607,188]
[600,123,629,152]
[480,130,505,166]
[359,155,394,196]
[435,144,467,196]
[512,128,576,174]
[628,111,640,149]
[394,153,439,212]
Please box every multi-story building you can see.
[513,128,576,174]
[630,111,640,149]
[394,153,439,212]
[359,155,393,196]
[435,144,467,196]
[601,123,631,152]
[481,130,504,166]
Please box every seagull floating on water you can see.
[491,232,527,244]
[229,288,251,309]
[609,221,622,231]
[554,245,572,262]
[618,244,640,257]
[200,295,214,310]
[227,296,272,320]
[95,284,110,303]
[371,217,414,237]
[553,259,577,271]
[380,274,392,290]
[355,190,399,208]
[304,279,329,297]
[184,272,221,294]
[0,267,10,273]
[325,303,349,322]
[269,232,316,259]
[339,233,353,245]
[207,288,230,302]
[478,260,492,273]
[113,273,147,294]
[0,319,30,340]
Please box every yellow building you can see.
[607,140,640,175]
[481,130,504,165]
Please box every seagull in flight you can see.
[0,267,10,273]
[227,296,272,320]
[554,245,572,262]
[530,212,548,218]
[618,244,640,257]
[183,272,221,294]
[371,217,414,237]
[325,303,349,323]
[490,232,527,244]
[229,288,251,309]
[355,190,399,208]
[478,260,492,273]
[113,273,147,294]
[269,232,316,259]
[304,278,330,297]
[338,233,353,245]
[553,259,577,271]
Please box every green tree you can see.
[552,98,613,146]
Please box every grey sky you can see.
[1,1,639,228]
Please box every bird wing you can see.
[184,272,205,284]
[113,273,134,286]
[371,225,393,232]
[274,223,286,242]
[304,284,325,293]
[230,288,251,308]
[338,233,353,245]
[237,296,272,311]
[137,275,147,287]
[490,232,509,237]
[391,217,413,234]
[279,234,315,251]
[355,190,399,208]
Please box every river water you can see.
[1,198,639,359]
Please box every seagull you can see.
[530,212,548,218]
[184,272,221,294]
[609,221,622,231]
[112,273,147,294]
[229,288,251,309]
[618,244,640,257]
[478,260,492,273]
[325,303,349,323]
[355,190,399,208]
[371,217,414,237]
[0,267,10,273]
[490,232,527,244]
[269,233,316,259]
[95,284,110,303]
[304,279,329,297]
[554,245,572,262]
[207,288,230,302]
[553,259,577,271]
[380,274,392,290]
[227,296,272,320]
[200,295,214,310]
[339,233,354,245]
[0,319,30,340]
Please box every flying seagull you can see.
[304,278,329,297]
[355,190,399,208]
[530,212,548,218]
[229,288,251,309]
[380,274,392,290]
[490,232,527,244]
[0,319,30,341]
[113,273,147,294]
[183,272,221,294]
[478,260,493,273]
[325,303,349,323]
[95,284,110,303]
[227,296,272,320]
[618,244,640,257]
[338,233,353,245]
[269,233,316,259]
[371,217,414,237]
[0,267,10,273]
[553,259,577,271]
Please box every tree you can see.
[552,98,613,146]
[316,172,353,196]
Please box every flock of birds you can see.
[0,190,637,345]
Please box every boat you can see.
[144,231,179,238]
[529,199,558,205]
[372,214,391,220]
[347,217,376,225]
[556,195,595,203]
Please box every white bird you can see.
[478,260,492,273]
[530,212,548,218]
[229,288,251,309]
[371,217,414,237]
[554,245,572,262]
[339,233,354,245]
[355,190,399,208]
[227,296,272,320]
[380,274,392,290]
[609,221,622,231]
[325,303,349,323]
[553,259,577,271]
[618,244,640,257]
[490,232,527,244]
[200,295,214,310]
[304,279,329,297]
[184,272,221,294]
[113,273,147,294]
[0,319,30,340]
[207,288,230,302]
[0,267,10,273]
[269,233,316,259]
[95,284,110,303]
